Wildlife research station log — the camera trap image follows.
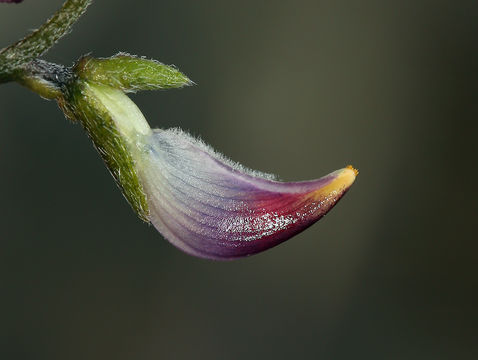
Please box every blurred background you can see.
[0,0,477,359]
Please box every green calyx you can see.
[60,79,151,222]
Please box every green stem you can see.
[0,0,91,83]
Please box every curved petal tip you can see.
[138,129,357,260]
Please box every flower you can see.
[0,0,23,3]
[56,55,358,260]
[73,80,357,260]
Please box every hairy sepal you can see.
[74,53,193,93]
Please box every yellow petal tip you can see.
[311,166,357,201]
[333,165,357,190]
[346,164,359,176]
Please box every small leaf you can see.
[75,53,193,93]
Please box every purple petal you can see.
[0,0,23,3]
[137,128,357,260]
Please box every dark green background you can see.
[1,1,477,359]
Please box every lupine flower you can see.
[57,55,358,260]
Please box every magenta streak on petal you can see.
[137,128,353,260]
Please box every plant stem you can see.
[0,0,91,83]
